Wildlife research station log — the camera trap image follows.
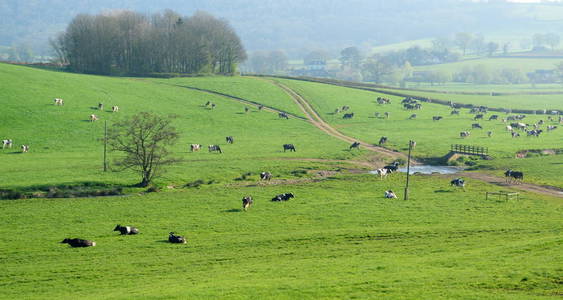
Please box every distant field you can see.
[370,39,433,54]
[404,82,563,93]
[414,57,563,74]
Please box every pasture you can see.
[0,63,562,299]
[413,57,563,75]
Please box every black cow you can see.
[226,136,234,144]
[61,238,96,247]
[113,224,139,235]
[350,142,360,149]
[208,145,222,153]
[278,112,289,119]
[474,114,484,120]
[472,123,483,129]
[283,144,296,152]
[260,171,272,180]
[242,196,253,211]
[488,115,499,121]
[258,105,264,110]
[271,193,294,201]
[408,114,417,119]
[504,170,524,183]
[168,232,187,244]
[378,136,388,146]
[244,107,249,113]
[451,110,460,115]
[432,116,443,121]
[383,161,400,173]
[343,113,354,119]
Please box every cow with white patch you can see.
[242,196,253,211]
[112,106,119,112]
[114,224,139,235]
[375,168,388,180]
[54,98,64,105]
[460,131,470,138]
[384,190,397,198]
[260,172,272,181]
[21,145,29,153]
[208,145,222,153]
[90,114,99,122]
[190,144,201,152]
[487,131,493,137]
[2,139,13,149]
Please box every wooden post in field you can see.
[404,140,413,200]
[103,120,108,172]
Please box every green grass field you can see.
[404,82,563,93]
[413,57,563,75]
[0,63,562,299]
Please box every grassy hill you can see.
[414,57,563,75]
[0,64,561,299]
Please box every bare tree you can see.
[108,112,180,187]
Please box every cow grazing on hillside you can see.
[378,136,388,146]
[450,110,460,115]
[2,139,13,149]
[61,238,96,247]
[21,145,29,153]
[278,112,289,119]
[505,125,513,131]
[211,103,216,109]
[383,161,400,173]
[511,132,520,138]
[113,225,139,235]
[460,131,470,138]
[450,178,465,189]
[547,125,557,131]
[409,140,416,149]
[487,131,493,137]
[526,129,542,137]
[226,136,234,144]
[242,196,253,211]
[271,193,294,201]
[258,105,264,111]
[98,103,104,110]
[343,113,354,119]
[408,114,417,120]
[384,112,390,119]
[260,171,272,181]
[208,145,222,153]
[488,115,498,121]
[190,144,201,152]
[283,144,296,152]
[350,142,361,150]
[54,98,64,105]
[474,114,484,120]
[168,232,187,244]
[432,116,443,121]
[472,123,483,129]
[375,168,388,180]
[504,170,523,183]
[90,114,99,122]
[244,107,249,113]
[112,106,119,112]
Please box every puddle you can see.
[370,165,462,175]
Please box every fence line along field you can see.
[0,63,562,299]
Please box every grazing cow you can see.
[547,125,557,131]
[278,112,289,119]
[113,224,139,235]
[271,193,294,202]
[112,106,119,112]
[559,116,563,123]
[258,105,264,111]
[474,114,484,120]
[2,139,13,149]
[244,107,249,113]
[450,178,465,189]
[432,116,443,121]
[511,132,520,138]
[21,145,29,153]
[226,136,234,144]
[472,123,483,129]
[526,129,542,137]
[504,170,523,183]
[538,120,544,125]
[334,108,341,114]
[190,144,201,152]
[98,103,104,110]
[487,131,493,137]
[208,145,222,153]
[350,142,361,150]
[205,101,211,106]
[242,196,253,211]
[377,97,390,104]
[460,131,470,138]
[260,171,272,181]
[383,161,400,173]
[211,103,216,109]
[375,168,388,180]
[450,110,460,115]
[283,144,296,152]
[374,112,381,118]
[54,98,64,105]
[384,190,397,198]
[341,105,350,111]
[343,113,354,119]
[488,115,498,121]
[505,125,513,131]
[409,140,416,149]
[168,232,187,244]
[384,112,390,119]
[408,114,417,120]
[61,238,96,247]
[378,136,388,146]
[90,114,99,122]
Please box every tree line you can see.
[51,10,246,75]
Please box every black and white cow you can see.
[190,144,201,152]
[487,131,493,137]
[242,196,253,211]
[450,178,465,189]
[283,144,296,152]
[409,140,416,149]
[271,193,294,202]
[408,114,417,119]
[504,170,523,183]
[260,171,272,181]
[450,110,460,115]
[21,145,29,153]
[2,139,13,149]
[113,224,139,235]
[474,114,484,120]
[511,132,520,138]
[343,113,354,119]
[168,232,187,244]
[350,142,361,150]
[460,131,471,138]
[378,136,388,146]
[61,238,96,247]
[547,125,557,131]
[54,98,64,105]
[432,116,443,121]
[383,161,400,173]
[472,123,483,129]
[488,115,498,121]
[278,112,289,119]
[226,136,234,144]
[375,168,388,180]
[208,145,222,153]
[98,103,104,110]
[384,190,397,198]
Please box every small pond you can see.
[370,165,463,175]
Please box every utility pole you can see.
[103,120,108,172]
[404,140,413,200]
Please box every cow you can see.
[21,145,29,153]
[98,103,104,110]
[204,101,211,106]
[112,106,119,112]
[2,139,13,149]
[526,129,542,137]
[460,131,471,138]
[374,112,380,118]
[377,97,390,104]
[271,193,294,201]
[113,225,139,235]
[260,171,272,181]
[242,196,253,211]
[432,116,443,121]
[244,107,249,113]
[168,232,187,244]
[384,112,390,119]
[383,161,400,173]
[350,142,360,150]
[450,178,465,189]
[378,136,388,146]
[547,125,557,131]
[488,115,498,121]
[341,105,350,111]
[343,113,354,119]
[450,110,460,115]
[278,112,289,119]
[54,98,64,105]
[258,105,264,111]
[487,131,493,137]
[283,144,296,152]
[511,132,520,138]
[504,170,523,183]
[190,144,201,152]
[505,125,513,131]
[208,145,222,153]
[90,114,99,122]
[474,114,484,120]
[472,123,483,129]
[226,136,234,144]
[384,190,397,198]
[211,103,216,109]
[408,114,417,120]
[334,108,341,114]
[409,140,416,149]
[61,238,96,247]
[375,168,388,180]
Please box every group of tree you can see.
[51,10,246,75]
[245,50,288,74]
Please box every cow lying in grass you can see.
[61,238,96,247]
[168,232,187,244]
[271,193,294,201]
[384,190,397,198]
[54,98,64,105]
[260,171,272,181]
[113,224,139,235]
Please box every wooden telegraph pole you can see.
[404,140,413,200]
[103,120,108,172]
